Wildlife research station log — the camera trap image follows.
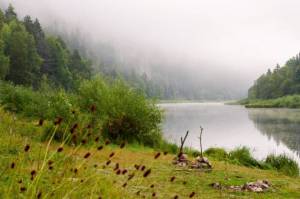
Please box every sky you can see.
[2,0,300,97]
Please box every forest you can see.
[248,53,300,99]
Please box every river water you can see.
[160,102,300,163]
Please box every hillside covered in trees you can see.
[0,4,92,90]
[248,53,300,99]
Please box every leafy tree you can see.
[46,36,73,89]
[0,38,9,79]
[70,49,91,79]
[5,20,41,85]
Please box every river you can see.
[160,102,300,163]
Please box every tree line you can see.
[0,4,91,90]
[248,53,300,99]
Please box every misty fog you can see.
[2,0,300,99]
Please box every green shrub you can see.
[265,154,299,177]
[229,147,264,168]
[204,147,228,160]
[0,77,163,147]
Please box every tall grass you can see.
[265,154,299,177]
[204,147,299,176]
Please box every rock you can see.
[194,156,212,168]
[210,182,222,189]
[212,180,271,193]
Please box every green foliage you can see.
[4,20,41,85]
[4,4,17,22]
[229,147,264,168]
[243,95,300,108]
[204,147,299,176]
[0,38,9,79]
[265,154,299,177]
[248,53,300,100]
[0,5,91,89]
[204,147,229,160]
[0,76,163,147]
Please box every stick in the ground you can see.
[178,130,189,157]
[199,126,204,158]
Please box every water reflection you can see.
[248,109,300,157]
[160,103,300,163]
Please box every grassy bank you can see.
[1,109,300,198]
[239,95,300,108]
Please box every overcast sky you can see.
[2,0,300,94]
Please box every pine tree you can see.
[5,4,17,22]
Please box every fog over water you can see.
[2,0,300,99]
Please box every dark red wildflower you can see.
[106,160,111,165]
[71,110,76,114]
[154,152,161,159]
[134,164,140,170]
[143,169,151,178]
[18,179,22,184]
[84,152,91,159]
[95,137,100,142]
[183,181,187,185]
[37,191,42,199]
[174,195,179,199]
[114,163,119,171]
[97,145,103,150]
[48,166,53,170]
[120,142,126,149]
[20,187,26,192]
[31,170,37,176]
[189,192,195,198]
[54,117,63,125]
[163,151,168,155]
[90,104,96,112]
[150,184,155,188]
[86,124,92,129]
[122,183,127,188]
[57,147,63,152]
[152,192,156,197]
[116,169,121,175]
[24,144,30,152]
[122,169,128,175]
[80,179,84,183]
[81,139,87,145]
[38,119,44,126]
[141,165,146,171]
[170,176,176,182]
[70,123,78,134]
[48,160,54,165]
[105,140,110,145]
[10,162,15,169]
[109,152,115,158]
[128,173,135,180]
[74,168,78,174]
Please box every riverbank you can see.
[238,95,300,108]
[1,109,300,198]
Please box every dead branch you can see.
[178,130,189,157]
